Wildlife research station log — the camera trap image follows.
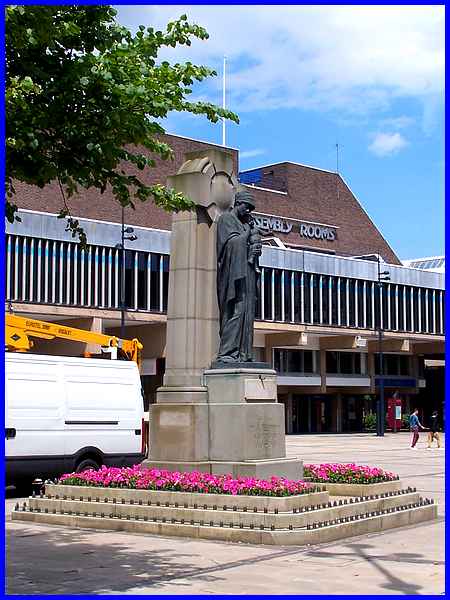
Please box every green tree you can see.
[6,5,238,243]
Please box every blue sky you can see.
[115,5,444,261]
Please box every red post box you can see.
[387,396,402,431]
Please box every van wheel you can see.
[14,479,34,495]
[76,458,101,473]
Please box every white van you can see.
[5,353,145,487]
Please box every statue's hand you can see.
[252,243,262,257]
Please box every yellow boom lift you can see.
[5,314,143,370]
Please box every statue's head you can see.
[234,189,256,212]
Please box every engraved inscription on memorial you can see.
[249,418,280,454]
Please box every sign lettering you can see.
[254,213,337,242]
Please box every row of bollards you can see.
[303,499,434,530]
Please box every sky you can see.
[115,5,444,261]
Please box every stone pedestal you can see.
[145,367,303,479]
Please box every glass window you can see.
[162,255,169,312]
[435,291,441,334]
[397,286,404,331]
[374,284,381,329]
[381,284,388,329]
[399,355,411,376]
[354,353,361,374]
[419,289,426,333]
[124,249,135,309]
[385,355,398,376]
[303,273,311,323]
[293,272,301,322]
[339,278,347,325]
[348,279,356,327]
[340,352,353,374]
[357,281,364,328]
[427,289,434,333]
[331,277,338,325]
[137,252,147,310]
[312,275,320,324]
[389,286,396,330]
[263,268,273,320]
[405,287,412,331]
[274,269,283,321]
[150,254,160,311]
[273,349,283,372]
[303,351,314,373]
[287,350,301,372]
[284,271,292,322]
[366,282,373,328]
[322,275,329,324]
[274,349,317,374]
[326,351,339,374]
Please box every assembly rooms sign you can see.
[253,212,338,242]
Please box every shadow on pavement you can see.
[7,521,443,595]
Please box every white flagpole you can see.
[222,56,226,146]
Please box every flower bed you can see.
[58,465,312,497]
[304,463,399,484]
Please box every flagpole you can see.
[222,56,226,146]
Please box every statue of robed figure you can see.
[216,189,262,363]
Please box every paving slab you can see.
[6,433,445,595]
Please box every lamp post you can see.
[377,255,390,437]
[116,206,137,340]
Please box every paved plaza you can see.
[6,433,445,595]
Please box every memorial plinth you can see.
[143,148,302,479]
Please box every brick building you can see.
[6,134,445,433]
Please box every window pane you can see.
[162,255,169,312]
[149,254,160,310]
[348,279,356,327]
[322,276,329,324]
[274,269,282,320]
[340,352,353,374]
[326,351,338,373]
[331,277,338,325]
[287,350,302,372]
[293,272,301,322]
[312,275,320,323]
[303,273,311,323]
[339,278,347,325]
[284,271,292,322]
[303,350,313,373]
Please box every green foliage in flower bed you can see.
[304,463,398,484]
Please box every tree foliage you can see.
[6,5,238,242]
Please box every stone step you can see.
[43,484,329,512]
[12,503,437,546]
[25,491,423,529]
[312,479,402,497]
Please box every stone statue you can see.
[216,189,262,363]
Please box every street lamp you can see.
[115,206,138,340]
[376,255,390,437]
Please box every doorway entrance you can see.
[291,395,332,433]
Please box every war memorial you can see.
[12,148,438,545]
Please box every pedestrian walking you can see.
[409,408,426,448]
[426,411,442,449]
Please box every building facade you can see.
[6,134,445,433]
